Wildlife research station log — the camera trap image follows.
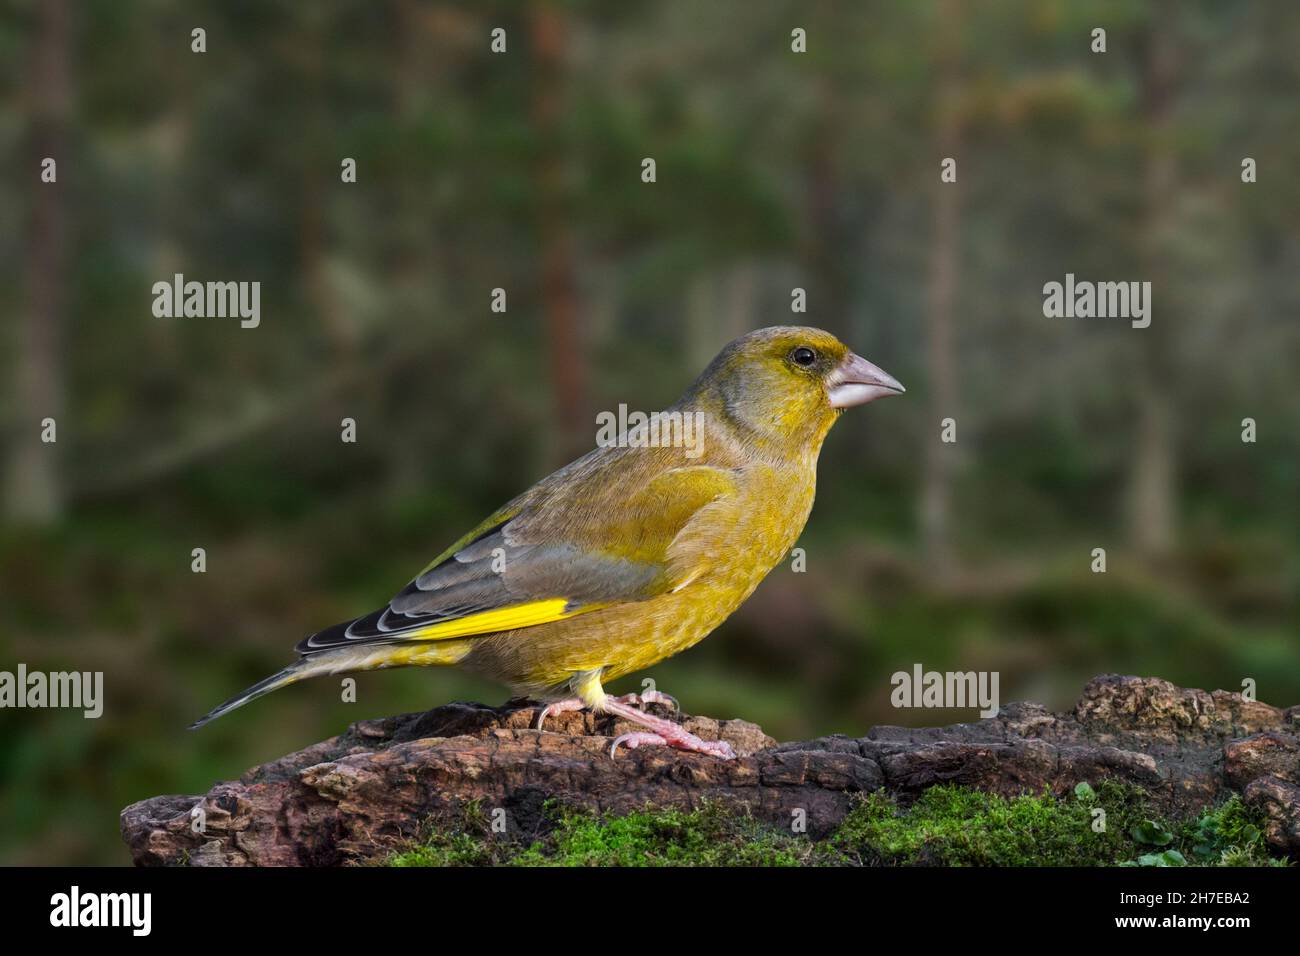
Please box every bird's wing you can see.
[297,452,740,654]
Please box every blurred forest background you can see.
[1,0,1298,864]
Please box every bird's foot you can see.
[602,698,736,760]
[535,697,586,731]
[535,689,678,731]
[609,729,736,760]
[609,731,670,754]
[616,689,679,712]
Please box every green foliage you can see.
[1177,796,1286,868]
[1123,850,1187,867]
[1129,819,1175,847]
[1115,793,1285,867]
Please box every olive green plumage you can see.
[191,327,903,728]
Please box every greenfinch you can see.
[191,326,904,758]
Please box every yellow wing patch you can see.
[405,598,598,641]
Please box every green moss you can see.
[388,832,500,867]
[510,802,814,867]
[388,801,513,867]
[829,780,1167,866]
[385,785,1293,868]
[388,800,814,867]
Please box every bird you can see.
[190,326,904,759]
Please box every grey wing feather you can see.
[296,521,659,654]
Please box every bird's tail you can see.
[189,660,314,729]
[188,640,476,729]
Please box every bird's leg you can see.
[601,698,736,760]
[535,689,678,731]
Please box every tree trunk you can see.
[5,0,71,526]
[805,79,849,326]
[1128,1,1179,560]
[531,2,586,464]
[300,13,355,359]
[920,0,963,580]
[121,676,1299,866]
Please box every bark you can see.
[122,675,1300,866]
[5,0,71,525]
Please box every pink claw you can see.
[537,690,679,732]
[610,731,668,757]
[623,690,679,712]
[684,737,737,760]
[602,696,738,761]
[535,697,585,731]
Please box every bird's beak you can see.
[827,352,906,408]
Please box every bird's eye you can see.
[790,346,817,367]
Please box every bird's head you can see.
[686,326,904,452]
